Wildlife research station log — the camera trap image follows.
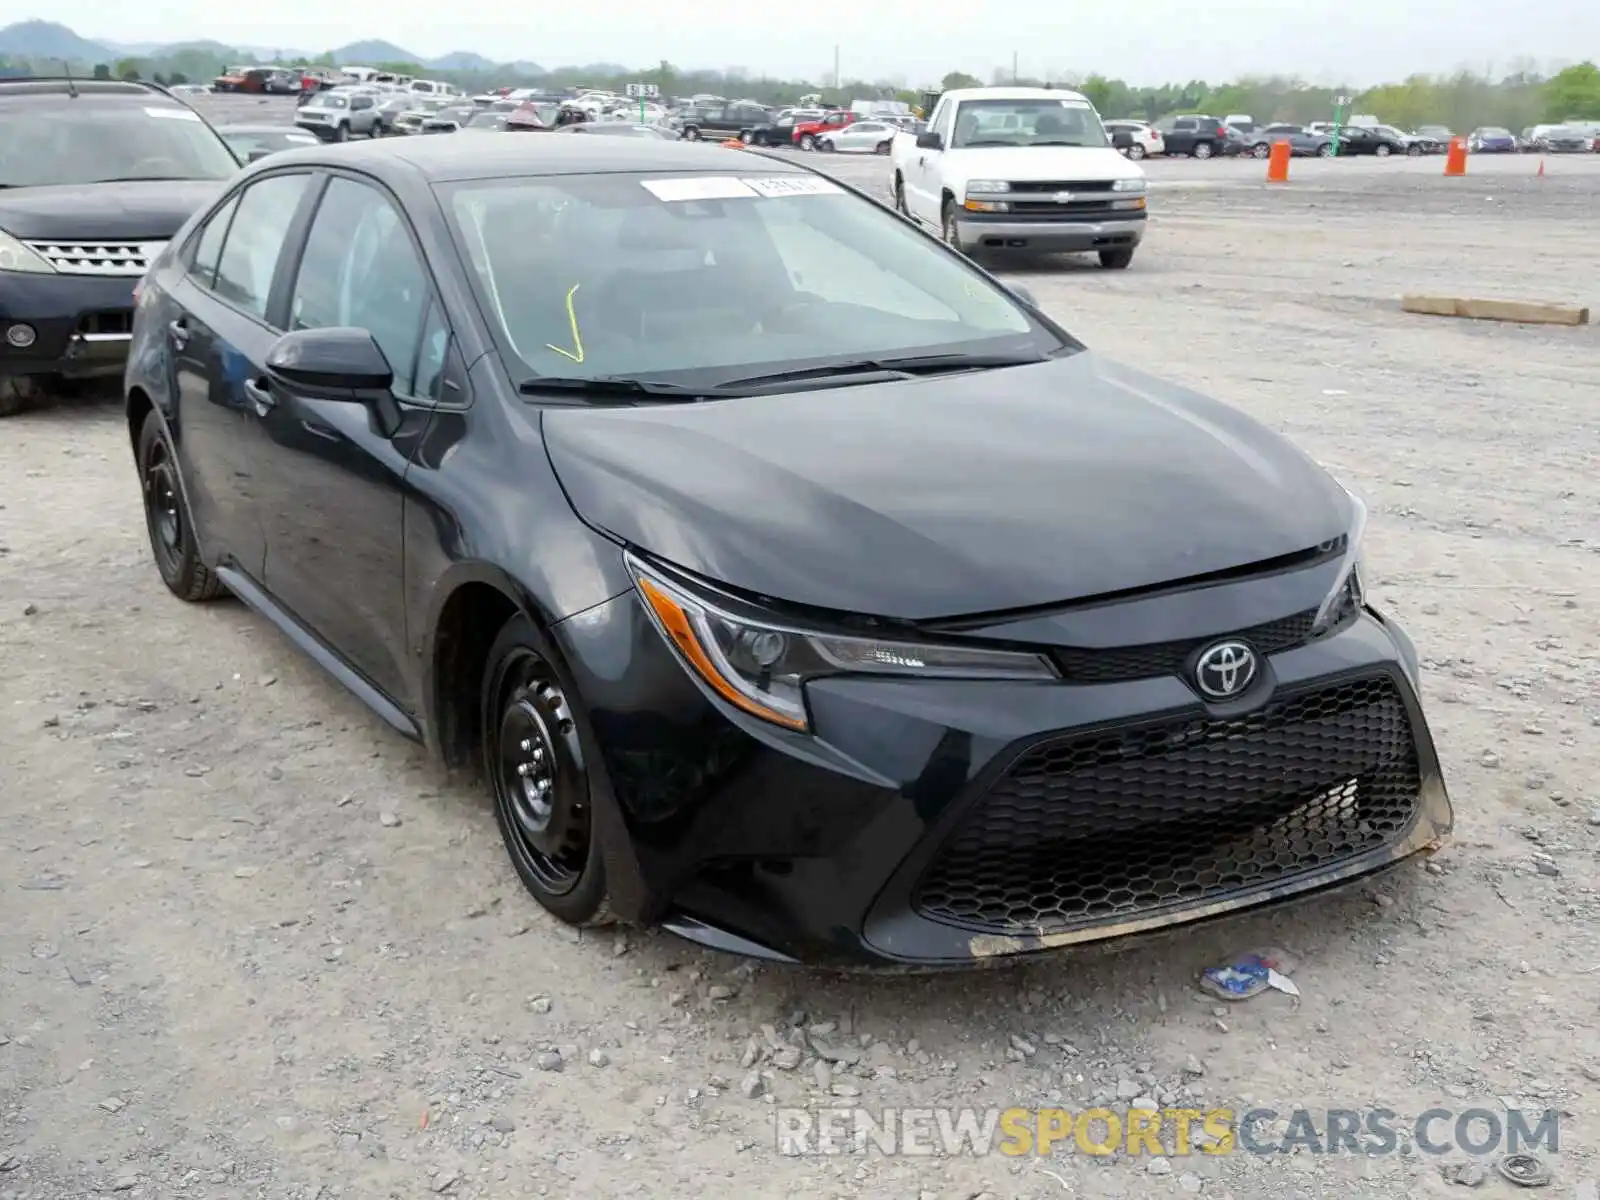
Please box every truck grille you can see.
[913,674,1422,936]
[1052,608,1317,683]
[26,241,165,277]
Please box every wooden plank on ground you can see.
[1401,295,1590,326]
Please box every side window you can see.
[288,176,431,398]
[212,174,311,321]
[1175,118,1196,130]
[188,194,240,288]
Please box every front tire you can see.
[875,140,891,155]
[1407,144,1422,157]
[817,138,834,152]
[1252,142,1270,159]
[892,173,908,214]
[739,130,753,144]
[137,412,224,602]
[482,615,612,927]
[1375,143,1392,157]
[333,122,349,143]
[798,133,817,151]
[1099,247,1135,269]
[941,198,965,254]
[682,125,701,141]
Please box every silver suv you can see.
[295,89,381,142]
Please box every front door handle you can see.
[167,319,189,348]
[241,377,276,415]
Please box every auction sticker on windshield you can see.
[145,107,202,120]
[742,176,844,197]
[641,177,759,201]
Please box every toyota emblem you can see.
[1193,641,1258,699]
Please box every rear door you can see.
[167,172,317,580]
[245,172,449,708]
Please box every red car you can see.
[791,110,858,150]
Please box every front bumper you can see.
[955,211,1145,254]
[553,589,1452,968]
[0,271,139,379]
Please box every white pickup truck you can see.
[889,86,1148,268]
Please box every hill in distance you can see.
[329,39,422,65]
[0,19,110,62]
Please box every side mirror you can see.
[247,147,272,163]
[915,130,942,150]
[1111,131,1134,150]
[1008,283,1039,309]
[266,327,394,392]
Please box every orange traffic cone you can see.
[1536,157,1545,177]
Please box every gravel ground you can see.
[2,116,1598,1200]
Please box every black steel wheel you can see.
[137,412,223,601]
[482,615,612,925]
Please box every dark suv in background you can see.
[0,79,240,416]
[1155,113,1231,158]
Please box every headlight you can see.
[0,230,56,274]
[1311,489,1367,635]
[1110,177,1146,192]
[965,179,1010,194]
[627,556,1058,732]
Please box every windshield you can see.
[444,172,1063,386]
[949,99,1109,149]
[318,95,350,109]
[0,103,240,186]
[1481,127,1510,137]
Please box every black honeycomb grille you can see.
[1051,609,1318,684]
[913,675,1421,936]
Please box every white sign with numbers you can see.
[624,82,660,98]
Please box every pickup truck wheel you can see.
[1098,247,1135,270]
[798,133,816,151]
[1192,141,1213,159]
[739,130,753,144]
[941,200,966,254]
[0,373,43,418]
[892,175,907,213]
[682,125,701,140]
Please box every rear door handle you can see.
[241,377,276,415]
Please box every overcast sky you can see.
[31,0,1599,86]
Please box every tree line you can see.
[12,46,1600,130]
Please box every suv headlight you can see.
[0,230,56,274]
[627,555,1057,732]
[1311,489,1368,635]
[965,179,1010,194]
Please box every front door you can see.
[904,101,951,224]
[246,173,447,711]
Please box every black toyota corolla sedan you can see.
[123,136,1452,967]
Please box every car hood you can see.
[0,180,229,240]
[542,353,1352,620]
[945,145,1138,181]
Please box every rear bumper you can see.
[0,272,138,378]
[552,584,1452,969]
[955,213,1146,253]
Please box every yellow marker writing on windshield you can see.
[546,283,585,363]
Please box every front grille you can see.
[27,241,164,277]
[913,674,1422,936]
[1008,180,1116,193]
[1052,608,1317,683]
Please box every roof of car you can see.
[939,86,1091,103]
[217,123,314,134]
[0,77,187,103]
[261,134,811,181]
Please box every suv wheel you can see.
[482,614,614,927]
[1192,141,1213,159]
[682,125,701,140]
[0,374,43,418]
[333,122,349,143]
[137,413,224,601]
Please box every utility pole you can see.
[832,45,839,90]
[1012,51,1018,84]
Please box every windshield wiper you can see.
[517,375,725,401]
[1031,140,1087,147]
[712,351,1050,391]
[89,175,198,183]
[959,139,1016,147]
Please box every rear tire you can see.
[875,140,891,155]
[0,374,42,418]
[1407,144,1422,157]
[892,173,908,214]
[1252,143,1270,159]
[1192,141,1213,159]
[1317,143,1334,157]
[1127,143,1146,159]
[682,125,701,140]
[482,614,613,928]
[334,122,349,143]
[739,130,753,144]
[136,412,224,602]
[1099,247,1135,270]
